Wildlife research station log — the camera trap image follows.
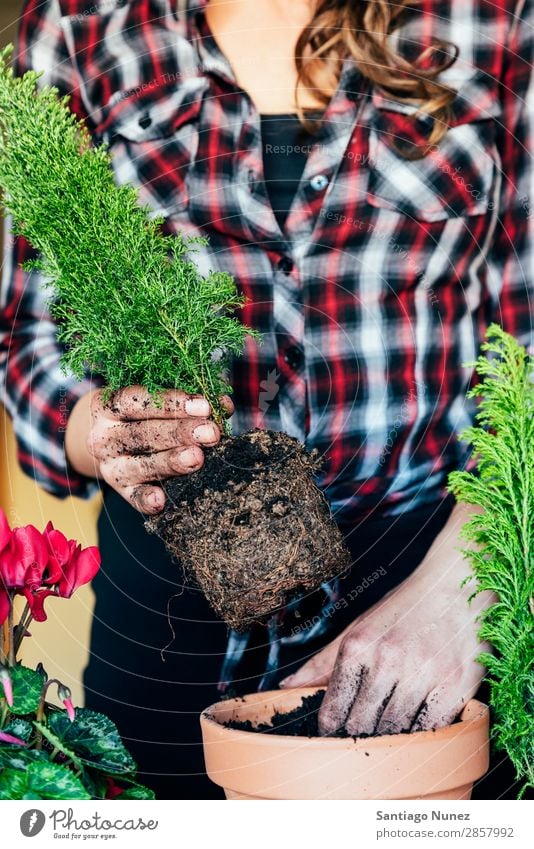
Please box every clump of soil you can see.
[146,429,351,630]
[223,691,459,738]
[225,691,329,737]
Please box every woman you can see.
[1,0,532,799]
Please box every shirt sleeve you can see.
[485,0,533,350]
[0,0,102,500]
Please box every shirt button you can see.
[277,256,294,275]
[310,173,329,191]
[284,345,303,371]
[247,168,258,192]
[139,112,152,129]
[346,70,363,102]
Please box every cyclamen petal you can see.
[0,509,11,553]
[43,523,71,585]
[4,525,49,590]
[58,546,101,598]
[0,730,26,746]
[0,546,28,588]
[63,698,76,722]
[0,590,10,627]
[76,546,101,584]
[0,671,13,707]
[105,777,125,799]
[14,525,48,571]
[22,587,56,623]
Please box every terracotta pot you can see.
[200,688,490,800]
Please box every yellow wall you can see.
[1,1,99,706]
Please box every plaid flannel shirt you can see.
[1,0,533,517]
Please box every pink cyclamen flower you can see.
[42,522,74,586]
[0,589,10,628]
[0,509,11,552]
[23,543,100,623]
[0,730,26,746]
[57,684,76,721]
[57,545,101,599]
[0,666,13,707]
[0,510,102,624]
[0,524,48,590]
[23,542,100,623]
[16,525,49,589]
[105,777,125,799]
[0,508,12,627]
[21,587,56,623]
[63,698,76,722]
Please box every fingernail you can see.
[179,447,200,467]
[193,424,217,443]
[146,491,163,509]
[279,677,290,688]
[185,398,210,416]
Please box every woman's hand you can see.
[66,386,233,514]
[280,503,495,735]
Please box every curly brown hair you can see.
[295,0,458,156]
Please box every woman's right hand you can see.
[66,386,232,514]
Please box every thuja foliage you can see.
[448,325,533,793]
[0,45,258,424]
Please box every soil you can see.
[146,429,351,630]
[222,691,459,738]
[224,691,330,737]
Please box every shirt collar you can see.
[180,0,238,85]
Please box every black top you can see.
[259,111,322,232]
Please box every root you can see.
[147,429,351,629]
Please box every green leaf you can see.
[116,783,156,800]
[0,761,90,800]
[79,768,108,800]
[3,718,34,743]
[0,769,27,799]
[79,770,155,800]
[48,709,136,775]
[33,720,84,770]
[28,762,90,800]
[0,743,48,771]
[9,664,44,714]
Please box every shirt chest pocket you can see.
[366,89,499,223]
[94,80,209,219]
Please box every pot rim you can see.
[200,687,489,750]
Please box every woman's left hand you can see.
[280,503,496,736]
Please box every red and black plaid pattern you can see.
[1,0,532,519]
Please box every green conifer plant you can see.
[0,45,253,425]
[448,325,533,793]
[0,45,350,629]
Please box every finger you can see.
[99,386,211,421]
[279,638,342,688]
[279,664,330,690]
[95,418,220,456]
[411,681,472,732]
[122,484,166,515]
[345,674,399,737]
[376,684,430,735]
[103,445,204,488]
[220,395,235,416]
[318,652,367,735]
